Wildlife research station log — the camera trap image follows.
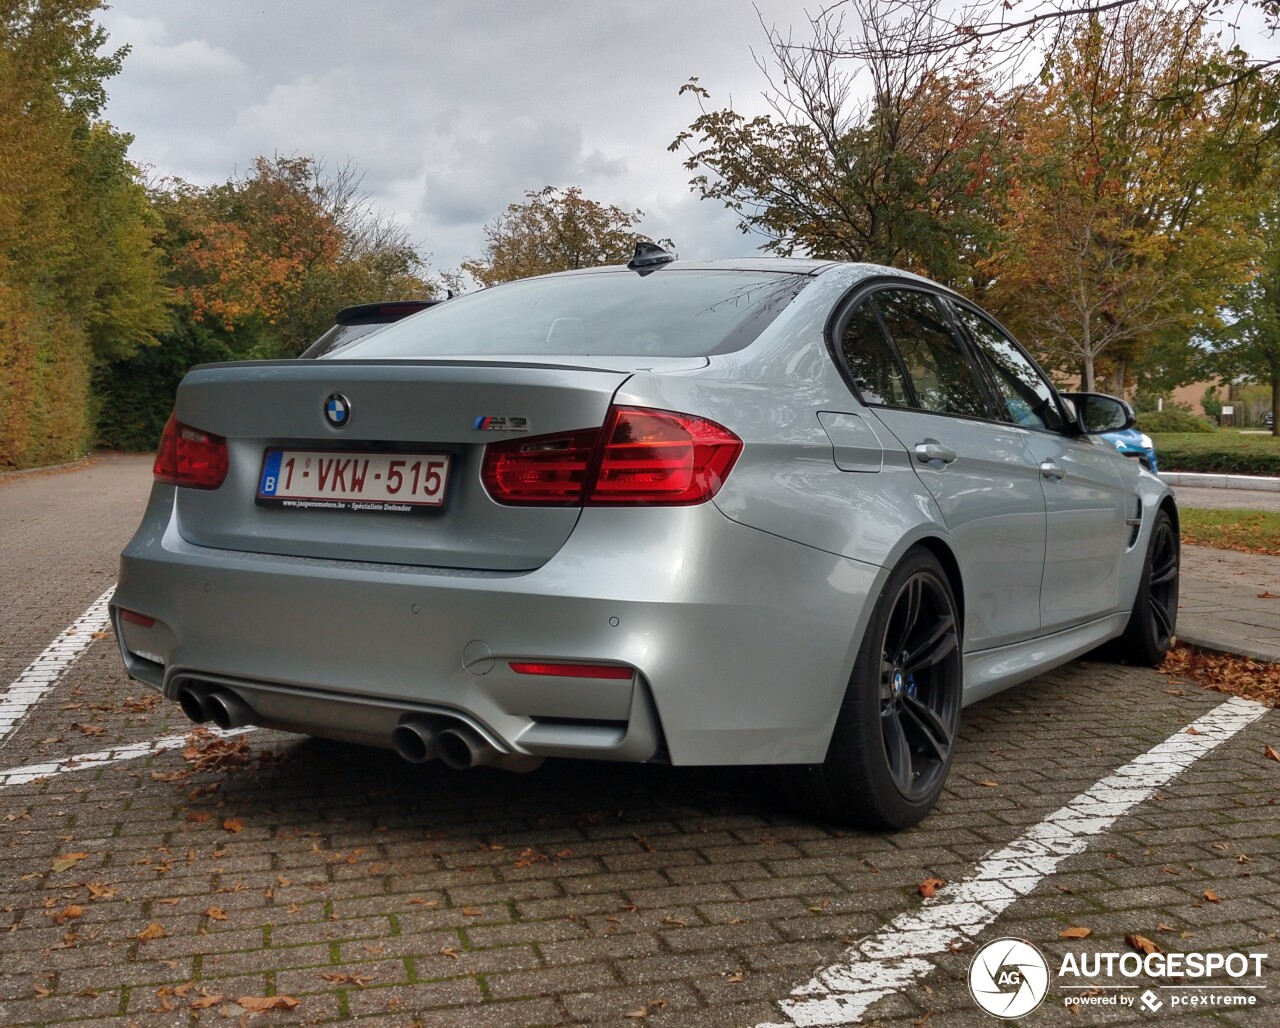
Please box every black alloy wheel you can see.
[1118,507,1179,665]
[786,549,963,829]
[877,570,962,803]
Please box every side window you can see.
[870,290,990,419]
[952,306,1065,432]
[837,301,911,406]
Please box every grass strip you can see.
[1179,507,1280,555]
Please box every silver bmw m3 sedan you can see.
[112,253,1179,829]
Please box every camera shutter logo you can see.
[968,937,1050,1018]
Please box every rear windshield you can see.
[328,269,810,360]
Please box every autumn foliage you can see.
[0,0,168,469]
[94,156,440,452]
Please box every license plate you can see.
[257,449,451,512]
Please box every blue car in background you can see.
[1101,426,1158,474]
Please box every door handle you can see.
[914,440,957,465]
[1040,461,1066,481]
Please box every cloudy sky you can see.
[99,1,824,282]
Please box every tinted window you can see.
[838,302,911,406]
[952,306,1065,432]
[871,290,990,419]
[333,271,809,359]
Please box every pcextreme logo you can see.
[968,937,1270,1018]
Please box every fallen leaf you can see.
[439,946,459,960]
[50,904,85,926]
[978,780,999,787]
[50,853,89,873]
[136,922,167,941]
[190,990,222,1009]
[173,982,195,998]
[1163,689,1184,696]
[156,897,179,905]
[661,916,687,927]
[1126,933,1161,956]
[1258,591,1279,599]
[1161,866,1181,875]
[1204,889,1221,903]
[461,906,482,917]
[624,1011,648,1020]
[85,882,116,900]
[1266,744,1280,763]
[186,811,211,823]
[319,972,374,987]
[33,985,51,999]
[406,898,438,906]
[1059,926,1092,939]
[205,906,227,921]
[918,877,946,898]
[221,817,243,833]
[1186,727,1200,735]
[726,972,746,983]
[237,995,299,1012]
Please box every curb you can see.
[1176,631,1280,666]
[1161,472,1280,491]
[0,455,96,483]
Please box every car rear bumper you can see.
[113,488,882,765]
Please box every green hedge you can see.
[1151,432,1280,476]
[1136,408,1216,433]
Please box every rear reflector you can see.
[154,413,229,490]
[120,609,156,628]
[482,406,741,506]
[509,662,634,680]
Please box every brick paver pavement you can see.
[0,458,1275,1026]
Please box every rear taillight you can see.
[589,406,742,505]
[481,405,742,507]
[153,413,229,490]
[481,428,599,505]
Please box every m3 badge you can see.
[472,416,529,432]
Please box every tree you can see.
[0,0,168,468]
[670,0,1017,296]
[461,186,659,286]
[987,4,1263,391]
[1209,185,1280,435]
[787,0,1278,81]
[96,156,441,449]
[155,155,436,353]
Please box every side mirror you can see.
[1060,392,1135,434]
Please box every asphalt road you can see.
[0,457,1276,1027]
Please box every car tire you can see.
[785,549,963,829]
[1116,506,1179,666]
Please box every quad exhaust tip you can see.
[395,719,542,773]
[175,685,255,730]
[391,721,440,764]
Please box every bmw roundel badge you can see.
[324,393,351,427]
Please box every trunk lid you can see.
[171,356,704,569]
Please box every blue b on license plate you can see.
[257,449,451,512]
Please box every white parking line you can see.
[0,727,254,788]
[761,695,1271,1028]
[0,586,115,745]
